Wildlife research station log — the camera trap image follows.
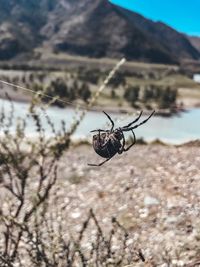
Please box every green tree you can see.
[51,78,68,98]
[78,69,100,84]
[152,85,162,100]
[108,72,126,88]
[45,78,69,107]
[159,87,177,109]
[124,86,140,107]
[111,89,116,99]
[29,73,35,83]
[78,82,91,103]
[143,86,154,102]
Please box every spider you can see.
[88,110,155,166]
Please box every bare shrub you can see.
[0,96,143,266]
[0,59,146,266]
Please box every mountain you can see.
[0,0,54,59]
[187,36,200,53]
[0,0,199,64]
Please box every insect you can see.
[88,110,155,166]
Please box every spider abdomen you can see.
[92,133,121,158]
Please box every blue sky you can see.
[110,0,200,36]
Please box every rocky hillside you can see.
[0,0,199,64]
[188,36,200,53]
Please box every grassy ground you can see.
[35,50,178,71]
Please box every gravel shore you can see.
[53,143,200,265]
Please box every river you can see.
[0,98,200,145]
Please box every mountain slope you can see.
[47,0,177,63]
[0,0,199,64]
[0,0,55,59]
[113,5,200,61]
[188,36,200,53]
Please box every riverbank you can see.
[1,66,200,118]
[54,143,200,265]
[0,82,188,117]
[0,97,200,145]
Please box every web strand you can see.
[0,79,86,109]
[0,58,126,111]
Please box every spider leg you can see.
[123,130,136,152]
[123,111,143,128]
[118,129,136,153]
[122,110,155,132]
[103,111,114,132]
[90,111,114,133]
[88,157,113,167]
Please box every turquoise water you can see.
[0,99,200,144]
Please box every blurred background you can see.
[0,0,200,143]
[0,1,200,266]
